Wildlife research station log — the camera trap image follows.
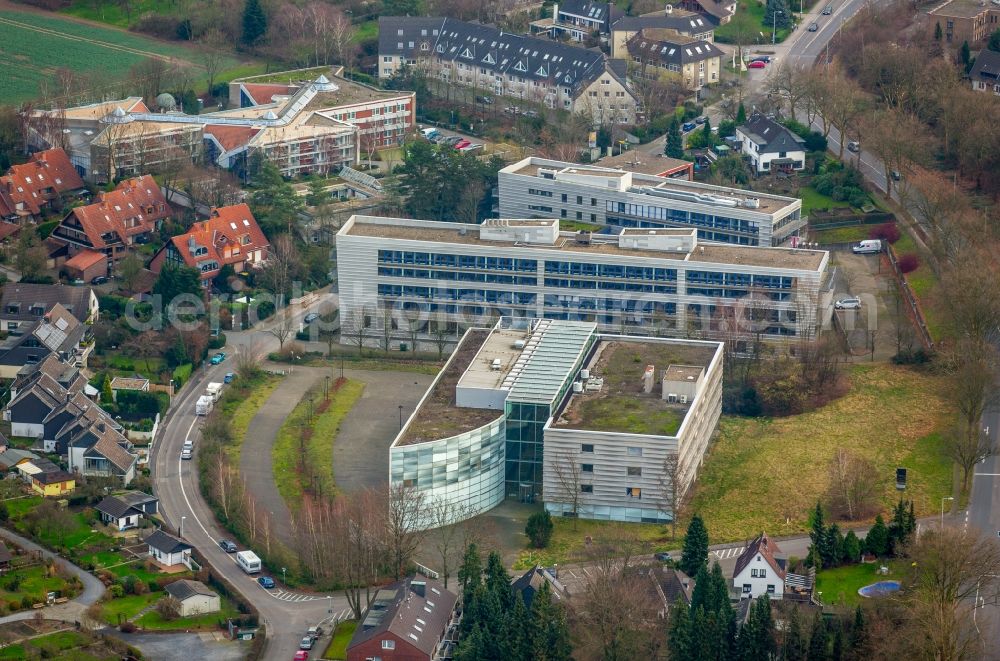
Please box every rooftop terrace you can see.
[553,339,717,435]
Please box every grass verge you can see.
[815,560,905,608]
[272,379,365,509]
[100,592,160,625]
[810,225,871,245]
[891,233,942,340]
[219,374,283,461]
[514,516,681,570]
[324,619,358,660]
[688,364,953,543]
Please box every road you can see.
[151,296,353,661]
[967,405,1000,646]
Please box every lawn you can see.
[565,396,682,436]
[100,592,160,625]
[558,220,603,232]
[353,20,378,44]
[0,628,132,660]
[799,185,851,216]
[891,233,942,340]
[687,364,954,543]
[715,0,794,44]
[811,225,871,245]
[815,560,905,608]
[324,619,358,660]
[12,509,114,552]
[219,374,283,461]
[0,564,79,606]
[236,66,332,84]
[136,596,240,630]
[514,515,681,570]
[272,379,365,509]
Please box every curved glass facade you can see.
[390,417,506,529]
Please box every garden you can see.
[323,619,358,660]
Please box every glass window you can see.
[581,484,593,493]
[581,444,594,453]
[382,640,395,650]
[581,464,594,473]
[627,467,641,477]
[626,487,641,498]
[627,447,642,457]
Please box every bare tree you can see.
[549,450,583,528]
[199,29,228,98]
[431,312,452,360]
[384,483,427,580]
[235,340,263,380]
[861,108,930,197]
[259,234,299,304]
[343,306,371,355]
[329,9,357,73]
[334,489,385,619]
[380,303,396,352]
[657,453,684,540]
[267,314,295,350]
[115,252,144,295]
[429,499,473,589]
[942,339,999,495]
[767,63,811,119]
[826,448,880,520]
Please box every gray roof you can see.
[626,30,724,66]
[738,114,805,154]
[971,49,1000,85]
[507,319,596,404]
[556,0,624,29]
[511,566,568,608]
[0,283,93,323]
[613,12,712,34]
[0,448,38,469]
[349,576,457,657]
[117,490,157,508]
[378,17,624,95]
[165,579,217,602]
[95,495,142,520]
[145,529,191,555]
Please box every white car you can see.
[835,297,862,310]
[181,448,193,460]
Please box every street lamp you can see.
[940,496,954,528]
[282,567,287,584]
[180,516,186,538]
[327,595,333,615]
[398,405,405,430]
[772,10,783,45]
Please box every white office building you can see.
[335,215,829,347]
[498,157,805,246]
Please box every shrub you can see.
[155,596,181,621]
[892,348,933,365]
[897,253,920,273]
[147,580,161,592]
[109,584,125,598]
[119,622,137,633]
[208,333,227,350]
[525,511,554,548]
[172,363,193,387]
[869,222,901,243]
[21,596,34,610]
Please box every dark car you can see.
[694,116,707,125]
[91,276,108,285]
[750,55,771,63]
[303,312,320,324]
[808,22,819,31]
[257,576,275,589]
[300,637,315,650]
[219,540,237,553]
[654,551,672,563]
[822,4,833,13]
[682,122,697,132]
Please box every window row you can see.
[607,202,761,235]
[544,261,677,281]
[543,278,677,294]
[377,250,537,272]
[378,267,536,285]
[377,284,537,304]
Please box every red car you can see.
[294,652,309,661]
[453,139,470,149]
[747,60,767,69]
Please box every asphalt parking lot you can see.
[114,631,248,661]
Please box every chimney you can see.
[642,365,655,394]
[411,581,426,598]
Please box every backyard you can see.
[0,626,136,660]
[815,560,905,608]
[688,363,953,542]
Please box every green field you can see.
[0,8,235,103]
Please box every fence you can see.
[886,246,934,350]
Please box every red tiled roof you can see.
[167,203,270,280]
[60,175,169,249]
[64,249,105,270]
[0,222,21,241]
[734,532,786,580]
[241,83,295,106]
[1,149,85,218]
[204,125,262,152]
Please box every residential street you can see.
[967,404,1000,647]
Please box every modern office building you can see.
[335,215,829,347]
[389,316,723,527]
[498,157,805,246]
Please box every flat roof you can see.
[552,339,717,434]
[344,217,827,271]
[595,151,692,177]
[930,0,992,18]
[458,327,529,391]
[398,330,503,445]
[663,365,704,382]
[506,319,596,405]
[504,158,797,214]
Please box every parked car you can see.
[523,109,539,118]
[750,55,771,63]
[654,552,672,563]
[224,372,235,384]
[694,116,707,125]
[183,440,194,451]
[891,170,901,181]
[257,576,275,589]
[300,637,315,650]
[852,239,882,254]
[847,140,860,152]
[306,626,324,640]
[91,275,108,285]
[681,122,697,132]
[808,21,819,31]
[835,297,862,310]
[181,449,193,460]
[303,312,320,324]
[453,140,471,150]
[459,143,483,153]
[210,352,226,365]
[748,60,767,69]
[293,652,309,661]
[475,95,493,105]
[219,539,237,553]
[823,4,833,12]
[440,136,463,146]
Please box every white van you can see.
[236,550,262,574]
[852,239,882,254]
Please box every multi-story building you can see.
[970,49,1000,95]
[0,148,86,222]
[611,8,716,57]
[676,0,737,25]
[625,28,723,91]
[335,215,829,350]
[736,114,807,175]
[378,17,640,125]
[388,315,723,525]
[498,157,805,245]
[529,0,624,42]
[928,0,999,44]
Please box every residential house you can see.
[31,468,76,496]
[109,377,150,401]
[0,303,91,379]
[625,28,723,91]
[346,576,458,661]
[511,566,569,608]
[0,448,39,472]
[0,148,87,222]
[733,532,787,600]
[146,530,192,570]
[530,0,625,42]
[621,564,695,617]
[96,491,158,530]
[17,457,59,483]
[68,429,137,486]
[970,49,1000,95]
[62,250,108,284]
[377,17,640,125]
[611,8,716,58]
[675,0,737,25]
[50,175,170,267]
[0,283,98,333]
[164,580,221,617]
[736,114,806,175]
[150,204,270,288]
[928,0,1000,44]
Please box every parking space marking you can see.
[711,546,746,560]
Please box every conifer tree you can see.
[241,0,267,46]
[736,102,747,124]
[782,607,807,661]
[680,514,709,576]
[665,119,685,159]
[531,583,572,661]
[667,599,692,660]
[808,612,830,661]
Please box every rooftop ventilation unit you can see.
[639,187,740,208]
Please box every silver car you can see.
[835,297,862,310]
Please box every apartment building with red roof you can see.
[0,149,87,222]
[151,204,269,287]
[50,175,170,266]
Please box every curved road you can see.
[151,297,352,661]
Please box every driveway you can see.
[115,630,248,661]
